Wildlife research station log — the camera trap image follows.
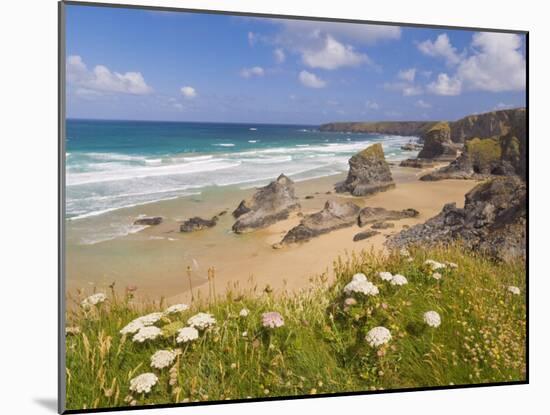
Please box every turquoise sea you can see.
[66,119,420,220]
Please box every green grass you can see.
[65,245,526,410]
[465,137,502,171]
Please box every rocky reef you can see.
[280,200,360,245]
[416,122,460,161]
[357,207,419,227]
[335,143,395,196]
[133,216,163,226]
[180,216,218,233]
[388,176,526,262]
[232,174,301,234]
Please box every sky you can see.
[65,4,527,124]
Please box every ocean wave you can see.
[213,143,235,147]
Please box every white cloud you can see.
[415,99,432,108]
[274,48,285,63]
[420,32,526,95]
[302,35,368,70]
[180,86,197,99]
[365,100,380,110]
[427,73,462,96]
[384,68,422,96]
[397,68,416,83]
[456,32,526,92]
[494,102,514,110]
[299,70,326,88]
[418,34,462,65]
[67,55,152,95]
[240,66,265,78]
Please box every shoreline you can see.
[66,165,477,304]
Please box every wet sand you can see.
[66,166,478,303]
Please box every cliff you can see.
[449,108,526,143]
[319,121,437,136]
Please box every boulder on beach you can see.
[134,216,163,226]
[358,207,419,227]
[388,176,526,262]
[335,143,395,196]
[371,222,395,229]
[180,216,218,233]
[399,158,436,169]
[353,230,380,241]
[281,200,360,245]
[232,174,301,233]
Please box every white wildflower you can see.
[120,319,145,335]
[129,373,158,394]
[262,311,285,328]
[365,326,392,347]
[81,293,106,308]
[65,326,80,335]
[352,273,368,283]
[423,311,442,328]
[446,261,458,269]
[425,259,446,270]
[343,280,379,296]
[400,248,411,257]
[163,303,189,315]
[390,274,408,286]
[239,308,250,317]
[150,350,177,369]
[242,331,248,337]
[176,326,199,343]
[187,312,216,330]
[432,272,442,280]
[134,312,163,326]
[507,286,521,295]
[378,272,393,281]
[132,326,162,343]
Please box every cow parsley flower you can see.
[507,286,521,295]
[425,259,446,270]
[120,320,145,335]
[378,272,393,281]
[352,273,368,283]
[132,326,162,343]
[129,373,158,394]
[81,293,106,308]
[365,326,392,347]
[150,350,177,369]
[187,312,216,330]
[390,274,408,286]
[135,312,163,326]
[423,311,442,328]
[344,279,379,296]
[431,272,442,280]
[261,311,285,328]
[239,308,250,317]
[446,262,458,269]
[176,326,199,343]
[400,248,411,257]
[163,303,189,315]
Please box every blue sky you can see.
[65,5,526,124]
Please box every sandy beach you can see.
[65,165,478,304]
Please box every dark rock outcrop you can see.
[449,108,525,144]
[388,176,526,262]
[371,222,395,229]
[399,158,436,169]
[358,207,419,227]
[335,144,395,196]
[401,142,423,151]
[353,230,380,241]
[281,200,360,244]
[134,216,163,226]
[232,174,301,233]
[417,122,459,161]
[180,216,218,232]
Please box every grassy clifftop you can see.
[65,245,526,411]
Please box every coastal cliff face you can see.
[449,108,526,143]
[335,143,395,196]
[389,176,526,262]
[319,121,436,136]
